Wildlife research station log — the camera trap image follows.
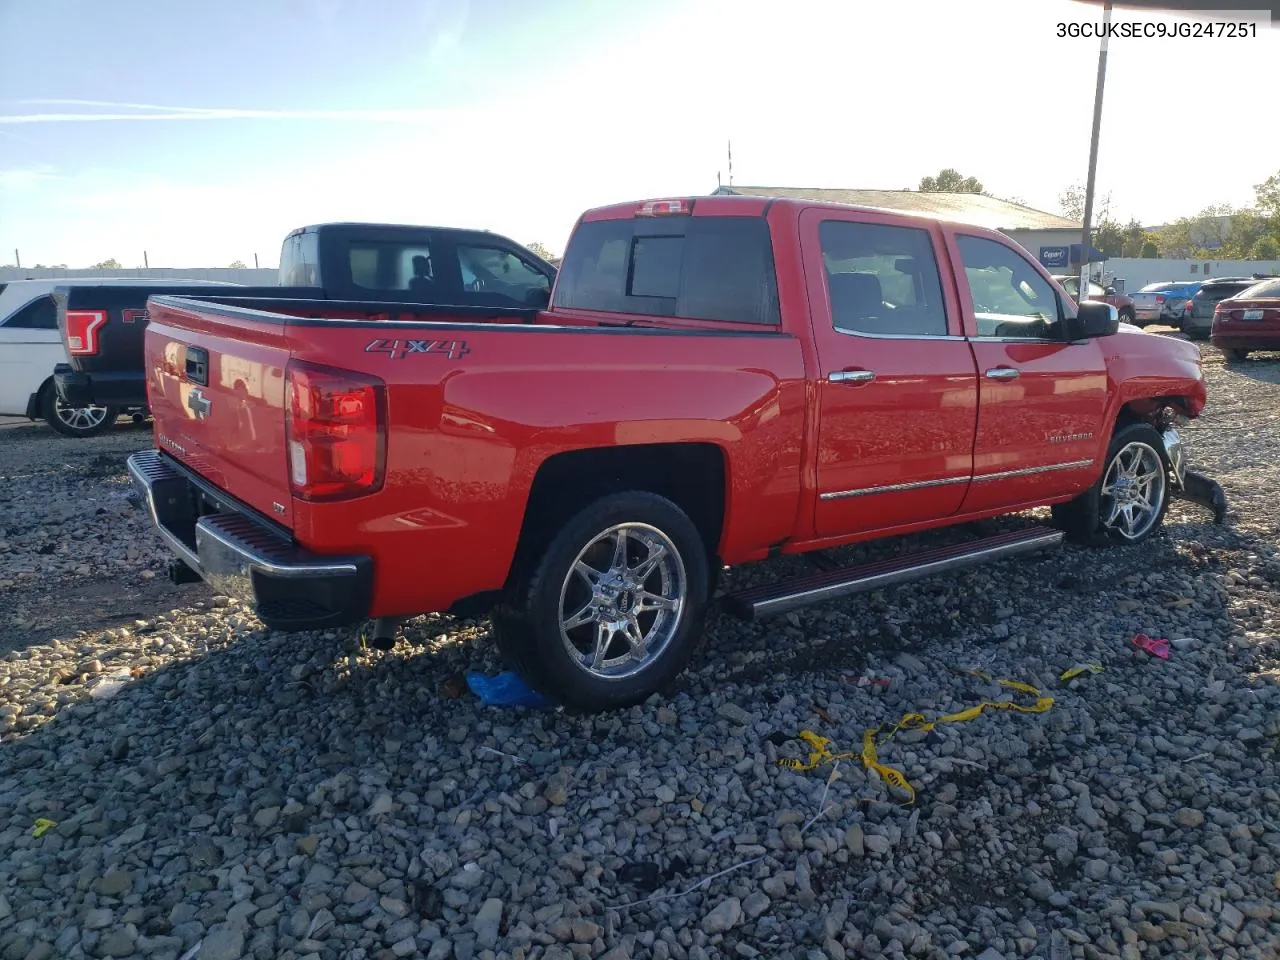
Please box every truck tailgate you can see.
[145,297,295,526]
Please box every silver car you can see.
[1131,281,1201,326]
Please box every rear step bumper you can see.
[126,449,373,632]
[723,526,1064,621]
[54,364,146,409]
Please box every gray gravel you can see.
[1,343,1278,960]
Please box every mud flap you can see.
[1171,470,1228,524]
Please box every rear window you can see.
[279,231,319,286]
[1139,282,1179,293]
[552,216,780,325]
[1201,282,1254,301]
[1238,279,1280,299]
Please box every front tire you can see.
[491,491,710,712]
[41,386,118,438]
[1121,308,1136,325]
[1052,423,1170,546]
[1223,348,1249,363]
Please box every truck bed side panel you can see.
[280,321,808,616]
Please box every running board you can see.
[722,526,1064,621]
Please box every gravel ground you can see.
[1,344,1278,960]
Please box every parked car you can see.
[54,222,558,416]
[1053,274,1137,324]
[0,278,239,437]
[1183,275,1278,339]
[1130,281,1203,326]
[126,194,1224,711]
[1210,277,1280,362]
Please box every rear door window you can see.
[553,216,780,325]
[2,295,57,329]
[346,240,441,296]
[817,220,949,337]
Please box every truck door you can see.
[798,208,980,538]
[943,230,1109,513]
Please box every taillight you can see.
[66,310,107,355]
[284,361,386,501]
[1155,295,1166,304]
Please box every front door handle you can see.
[829,369,876,385]
[985,367,1020,381]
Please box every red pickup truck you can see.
[126,195,1226,711]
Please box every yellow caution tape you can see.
[32,818,56,838]
[776,676,1054,805]
[1060,663,1104,682]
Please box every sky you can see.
[1,0,1278,269]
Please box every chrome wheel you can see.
[1100,442,1166,541]
[558,522,686,681]
[54,398,110,432]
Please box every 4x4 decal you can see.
[364,338,469,360]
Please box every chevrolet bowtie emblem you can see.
[187,388,212,420]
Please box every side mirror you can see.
[1066,300,1120,340]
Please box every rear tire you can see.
[41,386,118,438]
[1052,423,1170,546]
[1120,308,1136,325]
[1223,348,1249,363]
[491,490,710,712]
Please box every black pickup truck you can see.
[54,222,556,415]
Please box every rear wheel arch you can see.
[505,442,729,593]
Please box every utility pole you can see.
[143,250,149,268]
[13,249,19,269]
[253,252,259,269]
[1078,0,1112,298]
[727,140,733,187]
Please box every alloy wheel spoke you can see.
[630,541,668,581]
[610,529,630,574]
[589,621,613,669]
[622,617,647,661]
[563,601,596,631]
[634,590,677,614]
[1121,504,1138,536]
[1102,497,1124,528]
[574,559,603,586]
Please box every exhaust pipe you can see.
[368,617,401,651]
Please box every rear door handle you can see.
[829,369,876,385]
[985,367,1020,381]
